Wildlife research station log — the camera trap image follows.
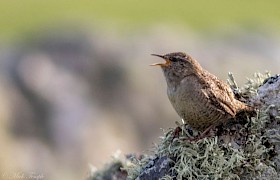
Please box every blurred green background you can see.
[2,0,280,39]
[1,1,280,179]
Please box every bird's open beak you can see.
[150,54,171,67]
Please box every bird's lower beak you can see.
[150,54,171,67]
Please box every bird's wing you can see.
[201,74,237,117]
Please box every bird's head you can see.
[151,52,201,82]
[150,52,188,67]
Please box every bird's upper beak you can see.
[150,54,171,67]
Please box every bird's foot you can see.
[183,125,215,142]
[172,126,182,139]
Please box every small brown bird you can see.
[151,52,251,140]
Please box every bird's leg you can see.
[172,126,182,138]
[172,120,187,139]
[183,124,215,142]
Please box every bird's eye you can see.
[170,56,186,62]
[170,57,179,62]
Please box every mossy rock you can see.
[89,73,280,180]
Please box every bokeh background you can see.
[1,1,280,179]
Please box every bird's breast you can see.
[167,78,198,113]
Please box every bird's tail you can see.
[236,101,256,117]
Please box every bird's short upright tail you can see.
[236,101,256,117]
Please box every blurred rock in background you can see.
[1,1,280,179]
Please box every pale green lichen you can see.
[125,72,279,180]
[125,154,152,179]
